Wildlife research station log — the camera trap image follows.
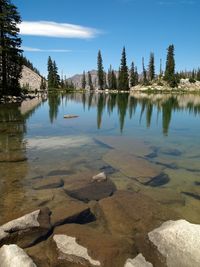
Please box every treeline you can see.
[48,44,200,91]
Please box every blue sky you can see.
[14,0,200,78]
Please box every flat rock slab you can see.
[33,176,64,190]
[0,208,51,248]
[97,191,178,238]
[65,179,116,203]
[50,224,133,267]
[103,150,162,183]
[148,220,200,267]
[95,136,152,157]
[0,244,37,267]
[125,254,153,267]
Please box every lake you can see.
[0,92,200,226]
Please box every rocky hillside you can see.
[19,65,42,91]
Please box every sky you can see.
[13,0,200,78]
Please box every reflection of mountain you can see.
[65,92,200,135]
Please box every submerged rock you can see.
[148,220,200,267]
[0,244,37,267]
[143,173,170,187]
[181,191,200,200]
[124,254,153,267]
[0,208,51,248]
[33,176,64,190]
[65,179,116,203]
[97,191,178,238]
[103,150,162,184]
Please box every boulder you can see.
[0,208,52,248]
[92,172,107,182]
[124,254,153,267]
[0,244,37,267]
[148,220,200,267]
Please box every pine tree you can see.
[47,57,60,89]
[164,44,177,87]
[134,67,139,85]
[81,71,86,89]
[118,47,129,90]
[47,56,54,88]
[52,60,60,88]
[0,0,22,96]
[40,77,46,90]
[108,65,112,89]
[88,71,93,90]
[97,50,104,90]
[197,68,200,81]
[111,70,117,89]
[148,52,155,81]
[142,57,148,85]
[130,61,138,87]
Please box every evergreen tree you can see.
[159,59,163,78]
[0,0,22,96]
[52,60,60,88]
[108,65,112,89]
[81,71,86,89]
[118,47,129,90]
[130,61,138,87]
[134,67,139,85]
[97,50,104,90]
[111,70,117,89]
[40,77,46,90]
[164,44,177,87]
[47,56,54,88]
[142,57,148,85]
[47,57,60,89]
[148,52,155,81]
[88,71,93,90]
[197,68,200,81]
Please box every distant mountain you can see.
[67,70,98,89]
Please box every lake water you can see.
[0,92,200,225]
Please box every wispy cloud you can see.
[19,21,100,39]
[22,46,72,52]
[158,0,196,5]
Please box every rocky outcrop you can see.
[125,254,153,267]
[0,208,51,248]
[0,244,37,267]
[19,65,42,90]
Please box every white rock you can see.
[92,172,107,182]
[53,234,101,266]
[0,244,37,267]
[148,220,200,267]
[1,210,40,233]
[124,254,153,267]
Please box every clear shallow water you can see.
[0,92,200,224]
